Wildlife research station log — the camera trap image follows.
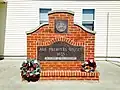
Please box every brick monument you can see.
[26,10,99,80]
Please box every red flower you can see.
[26,72,30,77]
[33,74,36,77]
[30,67,34,71]
[33,64,36,68]
[23,64,26,67]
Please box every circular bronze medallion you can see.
[56,21,67,32]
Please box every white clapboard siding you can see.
[5,1,39,56]
[108,13,120,56]
[4,1,120,61]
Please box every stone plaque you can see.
[55,20,68,33]
[37,41,84,61]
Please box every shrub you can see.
[20,59,41,82]
[81,59,96,72]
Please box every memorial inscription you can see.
[37,41,84,61]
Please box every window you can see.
[82,9,95,30]
[39,8,51,24]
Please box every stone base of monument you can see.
[39,61,100,81]
[40,70,99,80]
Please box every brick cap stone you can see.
[26,22,48,35]
[48,10,74,15]
[74,22,96,34]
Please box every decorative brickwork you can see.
[26,10,99,80]
[40,61,81,70]
[27,11,95,61]
[40,71,99,80]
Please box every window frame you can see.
[81,8,95,31]
[39,8,52,24]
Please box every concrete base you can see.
[0,60,120,90]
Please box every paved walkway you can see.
[0,60,120,90]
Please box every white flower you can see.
[34,60,38,64]
[35,72,40,75]
[90,59,93,63]
[30,73,33,76]
[85,61,88,64]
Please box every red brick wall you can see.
[27,11,95,70]
[40,61,81,70]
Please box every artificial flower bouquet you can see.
[20,59,41,82]
[81,59,97,72]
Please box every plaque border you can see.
[36,41,85,61]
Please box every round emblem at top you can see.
[56,21,67,32]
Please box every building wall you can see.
[0,2,7,60]
[4,1,120,61]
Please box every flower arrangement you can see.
[81,59,97,72]
[20,59,41,82]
